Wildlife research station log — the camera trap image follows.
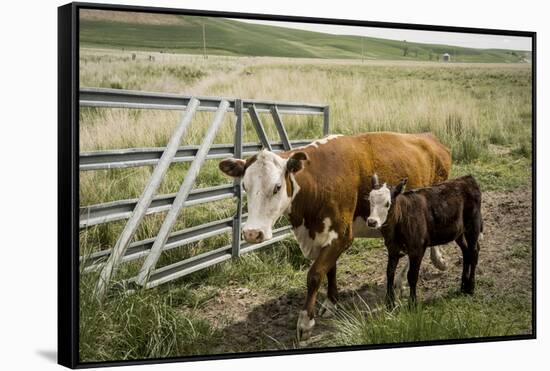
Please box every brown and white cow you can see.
[219,132,451,340]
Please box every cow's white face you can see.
[219,150,307,244]
[242,151,292,242]
[367,184,391,229]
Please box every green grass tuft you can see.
[326,293,532,346]
[452,153,531,191]
[79,274,221,362]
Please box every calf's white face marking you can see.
[367,184,392,229]
[293,217,338,260]
[241,150,294,242]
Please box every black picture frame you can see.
[58,2,537,368]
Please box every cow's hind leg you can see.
[397,246,442,297]
[394,252,408,296]
[430,246,448,271]
[319,264,338,318]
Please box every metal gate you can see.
[78,88,329,298]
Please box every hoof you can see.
[296,310,315,341]
[319,298,337,318]
[461,284,475,295]
[430,247,448,271]
[394,278,408,296]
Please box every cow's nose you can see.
[243,229,264,243]
[367,219,377,228]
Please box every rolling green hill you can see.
[79,10,530,63]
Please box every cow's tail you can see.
[430,246,448,271]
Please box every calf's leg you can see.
[385,248,401,309]
[464,235,480,295]
[455,235,471,293]
[407,251,424,305]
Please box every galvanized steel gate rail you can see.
[78,88,329,299]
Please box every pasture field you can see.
[79,48,533,362]
[80,10,530,63]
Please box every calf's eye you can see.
[385,202,390,207]
[273,184,282,195]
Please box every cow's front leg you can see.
[296,260,324,342]
[394,257,409,297]
[297,237,349,341]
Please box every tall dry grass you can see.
[80,49,531,159]
[79,48,531,266]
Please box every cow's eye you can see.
[385,202,390,208]
[273,184,282,195]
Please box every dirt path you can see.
[184,58,266,96]
[183,186,533,353]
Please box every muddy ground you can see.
[180,185,533,353]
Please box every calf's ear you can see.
[219,158,246,178]
[371,173,380,189]
[286,151,308,173]
[394,177,408,195]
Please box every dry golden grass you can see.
[80,49,531,162]
[80,9,187,25]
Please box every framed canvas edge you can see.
[58,3,80,369]
[57,1,537,368]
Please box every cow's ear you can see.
[286,151,308,173]
[393,178,408,196]
[219,158,246,178]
